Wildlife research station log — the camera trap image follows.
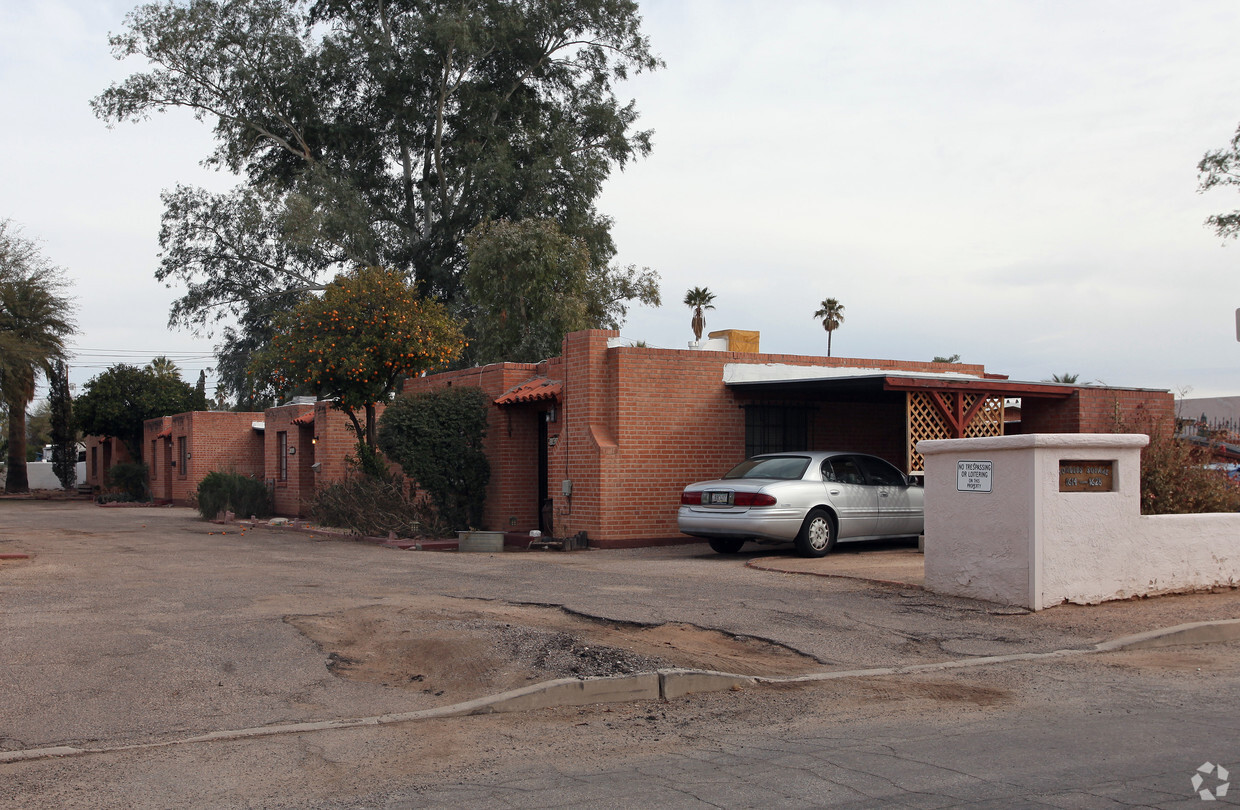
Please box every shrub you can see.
[1113,411,1240,514]
[194,471,273,520]
[105,462,149,501]
[378,386,491,532]
[310,474,423,537]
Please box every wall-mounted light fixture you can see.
[545,407,557,423]
[185,452,192,459]
[288,446,296,455]
[312,435,318,445]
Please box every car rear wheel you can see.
[708,538,746,554]
[795,509,836,558]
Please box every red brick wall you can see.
[84,435,133,491]
[263,403,316,517]
[376,330,1179,545]
[143,412,265,507]
[1020,388,1174,436]
[261,401,396,518]
[402,362,546,531]
[400,330,986,543]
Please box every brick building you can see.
[83,435,133,492]
[401,329,1174,546]
[144,411,265,504]
[262,398,375,516]
[121,328,1172,542]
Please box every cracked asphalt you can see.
[2,500,1239,808]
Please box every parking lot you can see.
[3,500,1239,807]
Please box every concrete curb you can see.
[3,621,1236,766]
[1092,617,1240,652]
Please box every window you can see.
[277,431,288,482]
[177,437,188,478]
[151,440,158,481]
[857,455,906,486]
[744,405,811,457]
[822,456,866,485]
[725,455,811,481]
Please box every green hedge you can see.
[378,386,490,532]
[193,471,273,521]
[105,462,149,501]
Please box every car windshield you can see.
[723,456,811,480]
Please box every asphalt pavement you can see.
[2,499,1239,808]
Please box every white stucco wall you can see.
[22,460,84,490]
[920,434,1240,610]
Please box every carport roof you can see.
[722,364,1078,399]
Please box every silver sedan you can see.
[677,451,924,557]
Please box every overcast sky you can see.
[3,0,1240,400]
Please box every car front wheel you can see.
[795,509,836,558]
[708,538,746,554]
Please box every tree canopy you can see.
[0,220,76,492]
[1198,124,1240,240]
[463,218,658,364]
[252,266,466,448]
[75,363,208,460]
[94,0,662,402]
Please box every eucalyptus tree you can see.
[684,286,716,343]
[94,0,662,403]
[0,220,76,493]
[813,298,845,357]
[1198,123,1240,240]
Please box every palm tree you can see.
[1050,373,1080,384]
[0,220,76,493]
[147,356,181,379]
[813,298,845,357]
[684,287,716,343]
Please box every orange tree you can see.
[254,266,465,454]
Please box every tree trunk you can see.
[365,403,377,449]
[827,329,833,358]
[5,402,29,493]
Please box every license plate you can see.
[706,491,731,505]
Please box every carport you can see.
[723,365,1077,473]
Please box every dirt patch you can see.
[287,597,822,700]
[1100,648,1234,673]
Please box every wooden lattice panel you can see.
[907,392,1004,472]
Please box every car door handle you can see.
[880,492,889,498]
[829,489,840,495]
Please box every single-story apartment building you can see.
[94,328,1172,546]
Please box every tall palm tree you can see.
[684,287,716,343]
[813,298,845,357]
[0,220,76,493]
[147,356,181,379]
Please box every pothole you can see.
[287,597,822,700]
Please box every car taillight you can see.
[733,492,777,507]
[680,492,701,505]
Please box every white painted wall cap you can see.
[918,433,1150,455]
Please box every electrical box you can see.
[561,480,573,496]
